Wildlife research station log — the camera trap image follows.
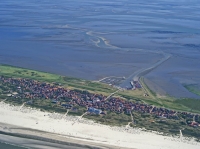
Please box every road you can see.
[88,31,172,92]
[104,89,120,101]
[119,52,171,89]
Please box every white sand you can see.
[0,102,199,149]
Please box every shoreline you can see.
[0,128,111,149]
[0,102,200,149]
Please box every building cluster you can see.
[130,81,142,90]
[0,76,199,127]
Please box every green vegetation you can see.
[0,65,200,113]
[0,65,116,96]
[1,65,200,140]
[131,111,200,139]
[184,84,200,96]
[140,77,157,98]
[174,98,200,112]
[1,64,199,114]
[85,112,131,126]
[136,77,200,114]
[0,64,200,114]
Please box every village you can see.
[0,76,199,128]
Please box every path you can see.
[104,89,120,101]
[126,112,134,128]
[0,98,7,103]
[96,76,125,82]
[72,112,88,125]
[62,109,69,119]
[19,102,26,110]
[80,112,88,119]
[149,106,154,113]
[193,115,196,122]
[180,130,183,140]
[97,76,111,82]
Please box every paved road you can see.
[119,53,171,89]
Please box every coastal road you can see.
[87,31,172,92]
[119,52,171,89]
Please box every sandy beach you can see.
[0,102,199,149]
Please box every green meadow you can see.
[0,64,200,114]
[0,64,200,139]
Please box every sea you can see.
[0,0,200,98]
[0,0,200,147]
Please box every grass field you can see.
[0,65,116,96]
[0,64,200,114]
[1,65,200,139]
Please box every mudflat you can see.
[0,0,200,98]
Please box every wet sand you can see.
[145,56,200,98]
[0,0,200,98]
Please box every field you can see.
[0,65,200,139]
[0,65,200,113]
[0,64,200,114]
[0,65,117,96]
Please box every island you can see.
[0,64,200,149]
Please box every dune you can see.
[0,102,199,149]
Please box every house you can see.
[26,100,33,105]
[88,107,102,115]
[51,99,58,104]
[61,104,72,109]
[12,92,18,96]
[7,94,12,97]
[100,111,107,115]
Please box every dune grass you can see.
[1,65,200,139]
[0,64,200,114]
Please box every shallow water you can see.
[0,0,200,98]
